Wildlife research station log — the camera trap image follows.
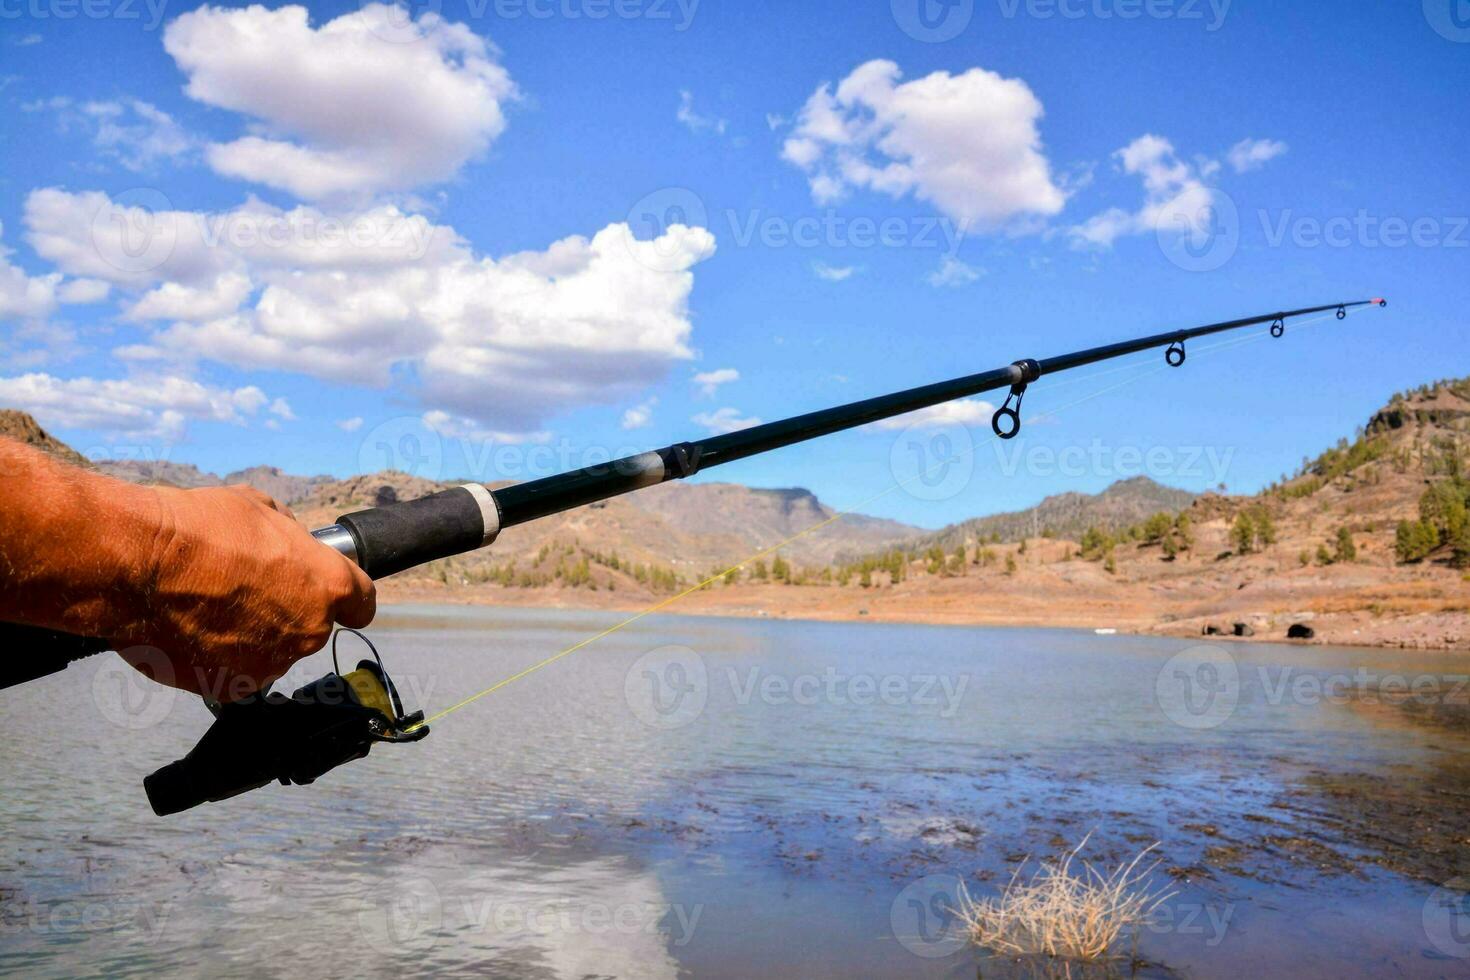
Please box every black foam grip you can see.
[0,622,111,690]
[336,486,488,579]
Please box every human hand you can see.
[115,485,375,701]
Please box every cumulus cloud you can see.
[780,59,1065,231]
[812,262,856,282]
[870,398,994,430]
[24,188,717,435]
[0,250,61,321]
[693,406,761,435]
[927,256,982,288]
[676,90,727,136]
[125,272,253,322]
[692,367,738,397]
[621,398,656,430]
[1067,134,1219,249]
[57,278,110,304]
[0,372,276,438]
[83,99,195,171]
[162,4,517,200]
[1228,137,1288,173]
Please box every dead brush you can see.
[952,835,1175,962]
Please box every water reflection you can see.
[3,606,1468,977]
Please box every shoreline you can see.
[376,584,1470,654]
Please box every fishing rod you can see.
[0,297,1386,814]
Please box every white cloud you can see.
[125,272,253,321]
[692,367,739,397]
[162,4,516,200]
[871,398,994,430]
[421,409,547,445]
[1067,134,1219,249]
[25,188,717,436]
[268,397,295,420]
[57,278,110,304]
[780,59,1065,231]
[621,398,656,430]
[0,220,61,321]
[676,90,727,136]
[337,416,364,432]
[1227,137,1288,173]
[14,33,42,46]
[0,372,276,438]
[83,99,195,171]
[693,406,761,435]
[927,256,982,288]
[812,262,856,282]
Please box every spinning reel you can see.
[143,629,427,816]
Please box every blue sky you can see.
[0,0,1465,529]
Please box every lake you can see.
[3,605,1469,978]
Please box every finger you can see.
[334,559,377,630]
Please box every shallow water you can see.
[3,606,1469,978]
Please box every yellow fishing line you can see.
[414,306,1367,728]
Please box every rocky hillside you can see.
[904,475,1196,552]
[287,473,921,572]
[665,377,1470,650]
[0,409,91,469]
[95,458,333,503]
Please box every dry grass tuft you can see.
[952,835,1175,962]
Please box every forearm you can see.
[0,438,166,640]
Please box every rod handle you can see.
[335,484,500,580]
[0,622,111,690]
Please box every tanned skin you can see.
[0,438,375,701]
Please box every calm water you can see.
[3,606,1469,978]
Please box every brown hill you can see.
[904,475,1196,551]
[658,377,1470,650]
[289,475,920,574]
[0,410,91,469]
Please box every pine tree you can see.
[1232,513,1256,554]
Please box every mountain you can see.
[4,378,1467,650]
[94,459,333,504]
[903,476,1197,552]
[288,475,921,572]
[221,466,334,506]
[95,459,224,489]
